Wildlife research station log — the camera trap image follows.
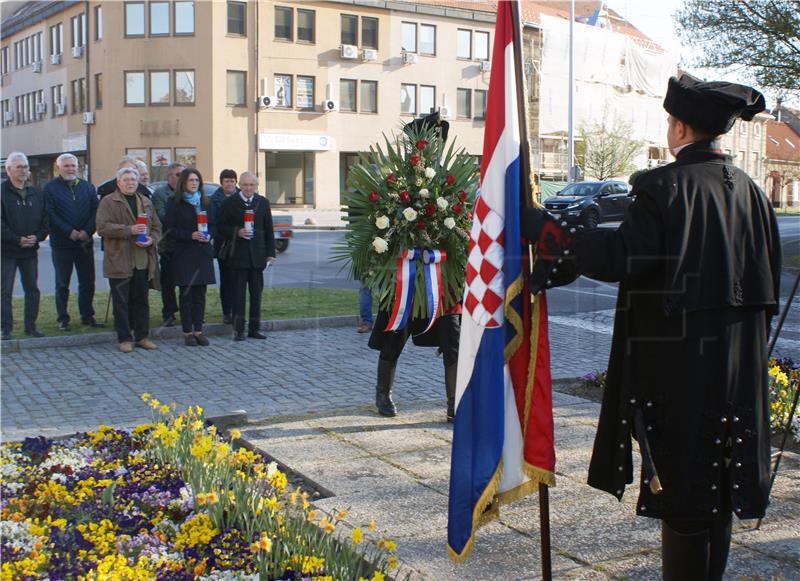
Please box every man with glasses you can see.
[152,162,186,327]
[1,152,48,339]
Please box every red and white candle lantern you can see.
[244,209,254,238]
[197,211,208,240]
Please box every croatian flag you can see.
[447,0,555,562]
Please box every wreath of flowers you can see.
[338,123,478,320]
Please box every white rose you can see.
[402,207,418,222]
[375,215,390,230]
[419,188,430,198]
[372,237,389,253]
[444,217,456,229]
[425,167,436,179]
[436,197,449,210]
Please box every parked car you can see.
[150,181,293,252]
[543,180,632,228]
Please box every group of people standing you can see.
[0,152,276,351]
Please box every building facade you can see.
[717,112,771,192]
[765,119,800,208]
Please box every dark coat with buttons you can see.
[216,193,276,270]
[555,142,782,521]
[164,197,216,287]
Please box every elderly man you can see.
[217,171,275,340]
[1,152,48,339]
[210,169,239,324]
[97,156,152,199]
[96,167,162,353]
[151,162,185,326]
[134,160,153,195]
[44,153,101,331]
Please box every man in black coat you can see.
[96,156,152,199]
[1,152,49,339]
[523,75,781,580]
[216,171,275,341]
[209,169,240,325]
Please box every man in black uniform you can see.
[523,75,781,580]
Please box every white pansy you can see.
[436,197,449,210]
[375,215,390,230]
[425,167,436,179]
[372,237,389,253]
[402,207,418,221]
[419,188,430,198]
[444,217,456,229]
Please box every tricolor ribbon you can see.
[385,248,420,331]
[420,249,447,334]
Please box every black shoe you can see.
[58,321,71,331]
[1,331,12,341]
[25,328,45,338]
[247,330,267,340]
[234,332,246,341]
[163,316,176,327]
[81,318,105,328]
[223,314,232,325]
[194,333,210,346]
[185,334,198,347]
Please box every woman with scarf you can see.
[164,168,216,346]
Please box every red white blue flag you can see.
[447,0,556,562]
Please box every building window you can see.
[71,78,86,113]
[33,33,42,63]
[265,152,315,205]
[754,123,761,137]
[1,100,9,126]
[457,29,471,59]
[275,6,292,40]
[752,153,759,177]
[341,14,357,46]
[361,80,377,113]
[401,22,417,52]
[362,16,378,49]
[474,31,489,60]
[227,1,246,35]
[95,6,103,40]
[340,79,356,112]
[125,2,145,37]
[95,73,103,108]
[51,84,65,116]
[420,24,435,55]
[738,150,746,170]
[0,47,8,75]
[125,71,145,105]
[174,1,194,35]
[297,9,314,43]
[71,14,86,48]
[150,2,170,36]
[36,90,45,120]
[400,83,416,115]
[174,70,195,104]
[226,70,246,106]
[740,122,747,135]
[50,23,63,55]
[474,89,487,119]
[149,70,170,104]
[296,75,314,110]
[274,74,292,107]
[457,88,472,118]
[420,85,435,116]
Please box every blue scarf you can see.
[182,191,201,211]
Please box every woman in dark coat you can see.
[164,168,216,346]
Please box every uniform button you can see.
[736,437,742,444]
[619,443,624,449]
[720,417,727,423]
[641,505,646,511]
[621,419,627,425]
[616,489,622,495]
[733,484,739,490]
[711,484,717,490]
[715,438,722,445]
[557,258,563,264]
[712,462,719,467]
[630,398,636,404]
[646,401,653,407]
[733,416,739,422]
[618,466,624,471]
[735,462,742,468]
[552,268,558,273]
[647,426,652,431]
[735,507,742,513]
[564,249,570,255]
[712,507,718,514]
[643,478,650,485]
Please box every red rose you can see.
[424,203,436,216]
[416,220,426,231]
[368,191,380,202]
[386,174,397,184]
[458,190,467,202]
[410,155,420,167]
[415,139,428,150]
[445,175,455,186]
[452,204,463,215]
[399,191,410,203]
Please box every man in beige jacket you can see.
[96,167,162,353]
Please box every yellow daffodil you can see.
[351,527,363,545]
[307,510,317,522]
[230,429,241,440]
[335,509,348,521]
[368,518,376,532]
[141,393,151,402]
[388,556,398,569]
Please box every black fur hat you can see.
[663,73,766,136]
[404,111,450,142]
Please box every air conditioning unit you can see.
[31,61,42,73]
[82,111,95,124]
[56,102,66,115]
[362,48,378,62]
[71,45,83,58]
[35,102,46,114]
[479,60,491,72]
[321,99,338,112]
[3,111,14,123]
[50,53,61,65]
[258,95,276,109]
[340,44,359,59]
[402,51,418,65]
[439,105,452,119]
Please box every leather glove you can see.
[522,207,581,294]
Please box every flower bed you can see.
[1,396,397,580]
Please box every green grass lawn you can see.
[774,206,800,216]
[10,287,359,337]
[785,255,800,269]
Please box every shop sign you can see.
[258,133,332,151]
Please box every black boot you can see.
[661,520,710,581]
[376,358,398,417]
[444,363,457,423]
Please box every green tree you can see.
[675,0,800,93]
[576,120,643,181]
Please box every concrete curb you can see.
[0,315,359,351]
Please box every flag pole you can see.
[509,2,553,579]
[567,0,575,182]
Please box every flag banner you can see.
[447,0,556,563]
